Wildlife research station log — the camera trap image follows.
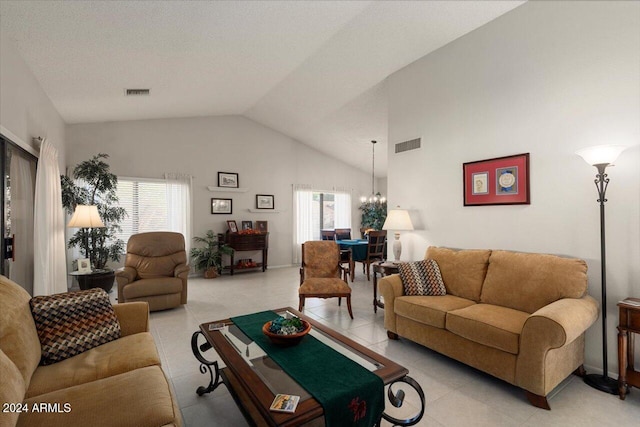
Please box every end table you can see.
[618,298,640,399]
[373,261,399,313]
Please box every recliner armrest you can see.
[113,301,150,336]
[115,266,137,284]
[174,263,190,278]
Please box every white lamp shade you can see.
[67,205,105,228]
[575,145,628,166]
[382,209,414,231]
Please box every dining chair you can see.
[358,230,387,281]
[334,228,352,240]
[320,230,336,240]
[298,241,353,319]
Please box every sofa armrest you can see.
[516,295,598,393]
[113,301,150,336]
[378,274,403,333]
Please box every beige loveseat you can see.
[379,247,599,409]
[0,276,182,427]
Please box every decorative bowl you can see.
[262,320,311,346]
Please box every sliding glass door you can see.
[1,135,37,294]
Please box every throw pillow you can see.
[30,288,121,365]
[399,259,447,296]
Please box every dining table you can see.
[337,239,369,281]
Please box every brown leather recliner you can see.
[116,232,189,311]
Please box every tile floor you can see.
[140,267,640,426]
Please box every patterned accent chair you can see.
[298,241,353,319]
[116,232,189,312]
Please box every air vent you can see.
[125,89,150,96]
[395,138,421,154]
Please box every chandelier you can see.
[360,140,386,204]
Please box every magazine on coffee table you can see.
[270,394,300,413]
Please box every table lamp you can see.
[382,208,414,262]
[67,205,105,261]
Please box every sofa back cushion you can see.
[125,232,187,279]
[480,250,588,313]
[425,247,491,302]
[0,275,41,389]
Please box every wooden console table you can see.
[221,232,269,276]
[617,298,640,399]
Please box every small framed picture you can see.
[463,153,530,206]
[256,194,274,210]
[255,221,268,232]
[211,198,232,214]
[241,221,253,230]
[77,258,91,273]
[227,220,238,233]
[218,172,239,188]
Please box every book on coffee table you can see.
[270,394,300,413]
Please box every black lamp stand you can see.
[583,163,618,394]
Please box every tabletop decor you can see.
[463,153,530,206]
[262,315,311,346]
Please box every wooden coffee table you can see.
[191,307,425,427]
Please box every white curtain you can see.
[334,192,351,228]
[33,139,67,296]
[164,173,192,254]
[9,152,34,293]
[293,185,313,264]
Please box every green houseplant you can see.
[190,230,234,278]
[61,154,126,290]
[359,193,387,231]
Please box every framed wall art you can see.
[256,194,274,210]
[463,153,530,206]
[255,221,268,232]
[211,198,232,214]
[218,172,239,188]
[241,221,253,230]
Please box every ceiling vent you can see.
[395,138,421,154]
[125,89,150,96]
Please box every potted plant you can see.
[61,153,126,291]
[359,192,387,231]
[190,230,234,278]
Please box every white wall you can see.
[387,1,639,376]
[0,36,66,166]
[66,115,373,268]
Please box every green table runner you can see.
[231,311,384,427]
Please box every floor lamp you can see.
[576,144,628,394]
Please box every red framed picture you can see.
[463,153,530,206]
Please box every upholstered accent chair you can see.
[298,241,353,319]
[358,230,387,280]
[116,232,189,312]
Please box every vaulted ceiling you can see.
[0,1,525,176]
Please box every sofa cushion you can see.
[426,247,491,302]
[480,250,588,313]
[19,366,179,427]
[395,295,476,329]
[122,277,183,299]
[26,332,160,398]
[0,276,43,389]
[446,304,529,355]
[0,349,26,427]
[398,259,446,296]
[30,288,121,365]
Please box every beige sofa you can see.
[0,276,182,427]
[379,247,599,409]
